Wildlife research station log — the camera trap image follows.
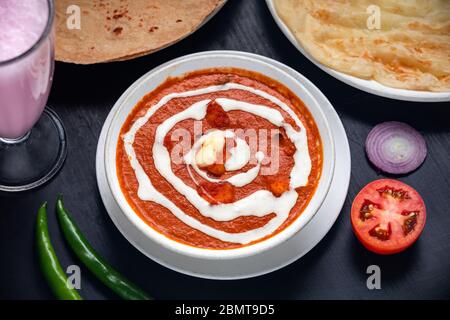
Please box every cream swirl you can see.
[123,83,312,244]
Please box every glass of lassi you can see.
[0,0,66,192]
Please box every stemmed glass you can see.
[0,0,66,192]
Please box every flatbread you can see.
[274,0,450,92]
[55,0,224,64]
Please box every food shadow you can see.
[347,230,420,298]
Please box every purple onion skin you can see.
[365,121,427,175]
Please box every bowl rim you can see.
[104,51,335,260]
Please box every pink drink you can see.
[0,0,53,139]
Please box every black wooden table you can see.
[1,0,449,300]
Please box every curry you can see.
[117,68,323,249]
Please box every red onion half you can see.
[365,122,427,174]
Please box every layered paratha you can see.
[274,0,450,92]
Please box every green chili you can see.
[36,202,83,300]
[56,195,151,300]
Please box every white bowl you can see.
[104,51,335,260]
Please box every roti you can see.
[55,0,224,64]
[274,0,450,92]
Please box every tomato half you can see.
[351,179,426,255]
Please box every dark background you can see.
[1,0,449,300]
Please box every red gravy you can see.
[117,68,323,249]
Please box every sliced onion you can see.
[365,121,427,174]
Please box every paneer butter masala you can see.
[117,68,323,249]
